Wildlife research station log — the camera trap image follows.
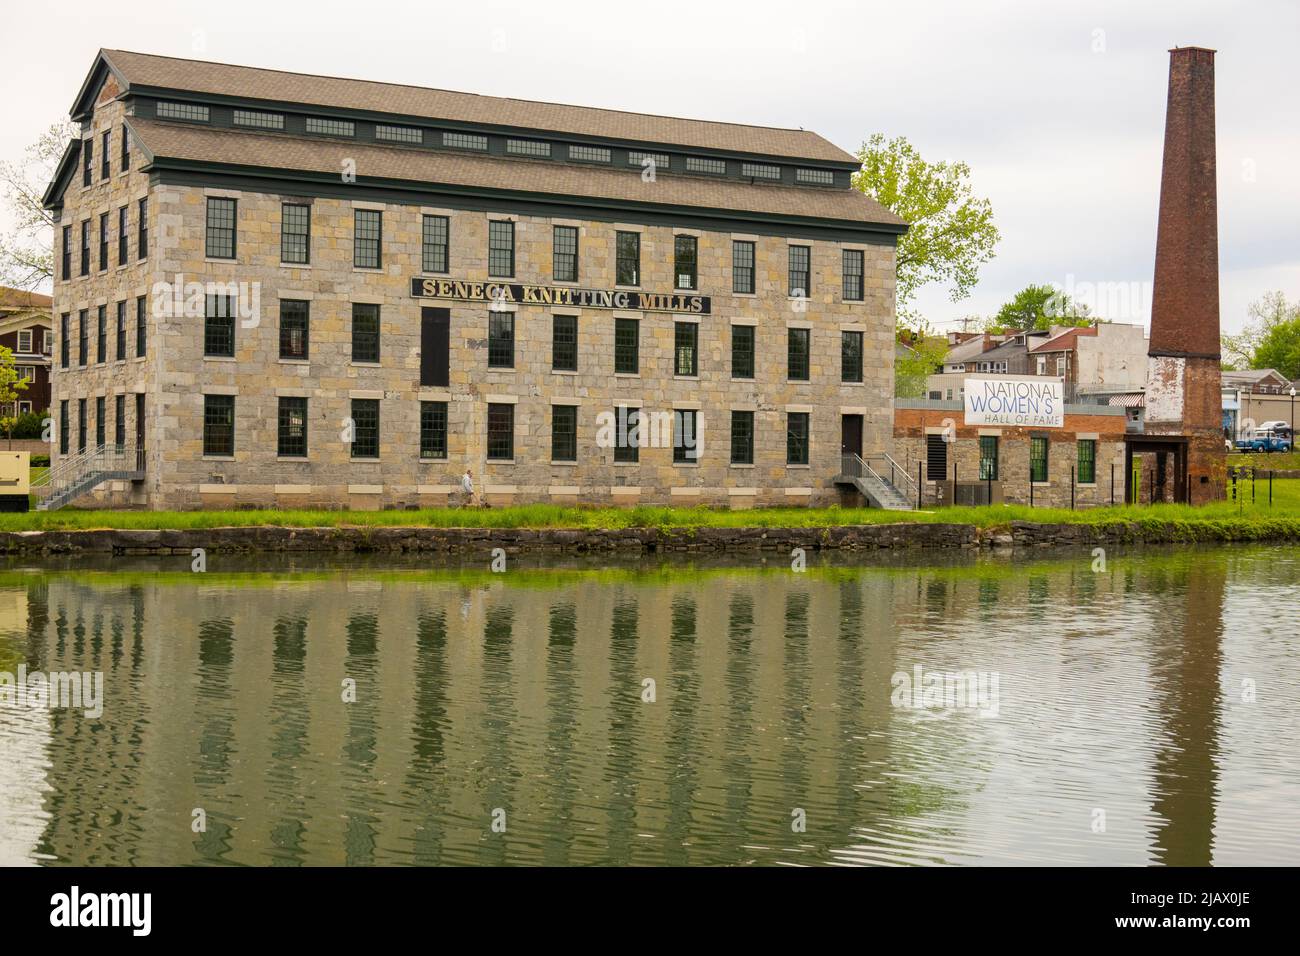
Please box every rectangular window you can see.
[674,321,698,376]
[730,410,754,465]
[742,162,780,180]
[17,330,31,354]
[730,324,755,379]
[61,226,71,280]
[488,312,515,368]
[979,435,999,481]
[487,403,514,460]
[842,249,864,301]
[421,215,449,273]
[569,144,611,163]
[281,203,310,264]
[552,314,578,371]
[788,327,810,381]
[96,305,106,363]
[60,314,69,369]
[137,198,148,258]
[685,156,726,175]
[796,168,835,185]
[506,138,551,157]
[421,307,450,387]
[135,296,146,357]
[95,397,105,449]
[353,209,382,268]
[78,309,88,365]
[674,409,699,463]
[120,125,129,171]
[789,245,811,297]
[115,300,126,361]
[1077,439,1096,483]
[156,101,209,122]
[442,131,487,150]
[614,317,639,374]
[787,412,810,465]
[205,197,236,259]
[351,303,380,363]
[305,117,355,137]
[80,220,89,275]
[101,133,110,182]
[114,394,125,451]
[203,394,234,456]
[233,109,284,130]
[674,235,698,290]
[551,404,578,462]
[420,401,448,460]
[118,206,128,265]
[60,401,69,455]
[204,295,235,357]
[553,225,578,282]
[615,231,640,285]
[488,220,514,277]
[350,399,380,459]
[278,397,308,457]
[732,240,755,294]
[628,151,670,171]
[77,398,86,453]
[1031,437,1049,483]
[375,124,422,144]
[280,299,310,360]
[82,138,92,187]
[613,406,639,463]
[841,330,863,383]
[98,213,108,270]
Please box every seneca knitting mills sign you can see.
[411,278,711,314]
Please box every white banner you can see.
[964,376,1065,428]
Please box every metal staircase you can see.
[835,453,916,510]
[32,444,145,511]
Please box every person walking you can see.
[461,467,476,507]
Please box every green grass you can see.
[1227,450,1300,471]
[2,478,1299,536]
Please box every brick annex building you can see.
[42,50,906,510]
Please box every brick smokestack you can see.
[1149,47,1220,356]
[1145,46,1224,505]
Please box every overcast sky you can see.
[4,0,1296,334]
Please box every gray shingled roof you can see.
[127,118,905,227]
[102,49,859,164]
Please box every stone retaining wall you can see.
[2,519,1297,557]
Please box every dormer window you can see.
[569,145,611,163]
[685,156,726,175]
[156,101,210,122]
[796,168,834,185]
[233,109,284,130]
[377,124,423,145]
[506,139,551,157]
[629,151,670,171]
[742,162,781,181]
[442,131,487,150]
[305,117,355,137]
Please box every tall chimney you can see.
[1145,46,1224,505]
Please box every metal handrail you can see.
[34,443,143,493]
[865,452,919,498]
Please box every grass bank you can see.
[4,477,1299,535]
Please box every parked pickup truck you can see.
[1235,431,1294,453]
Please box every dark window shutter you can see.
[421,307,450,386]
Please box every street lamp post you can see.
[1291,386,1296,448]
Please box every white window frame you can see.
[16,330,32,353]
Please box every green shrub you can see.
[9,410,47,440]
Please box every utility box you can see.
[0,451,31,512]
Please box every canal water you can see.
[1,545,1297,866]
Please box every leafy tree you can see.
[988,283,1091,332]
[0,344,30,447]
[852,134,1000,321]
[1223,291,1300,378]
[0,122,76,290]
[894,321,948,398]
